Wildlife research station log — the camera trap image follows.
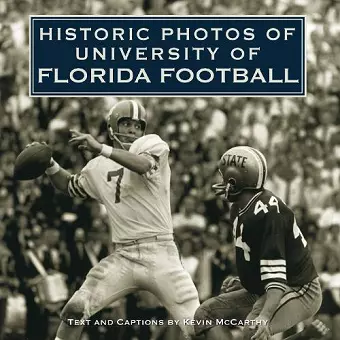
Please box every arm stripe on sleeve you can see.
[70,176,86,198]
[73,174,88,197]
[260,266,286,273]
[261,273,287,280]
[265,283,287,292]
[261,271,286,277]
[261,259,286,266]
[68,180,77,197]
[68,175,87,198]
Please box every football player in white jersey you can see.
[39,100,200,340]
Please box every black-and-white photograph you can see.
[1,1,340,340]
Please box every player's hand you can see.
[69,129,102,154]
[25,141,53,166]
[250,316,271,340]
[220,276,243,294]
[25,141,48,149]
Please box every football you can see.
[14,143,53,180]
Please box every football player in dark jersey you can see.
[194,146,327,340]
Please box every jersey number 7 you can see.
[107,168,124,203]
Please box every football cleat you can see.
[107,100,147,149]
[212,146,267,201]
[302,319,330,338]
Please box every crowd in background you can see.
[1,0,340,339]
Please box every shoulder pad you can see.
[130,134,169,156]
[80,156,102,174]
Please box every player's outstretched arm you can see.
[46,158,89,199]
[45,158,72,195]
[69,129,153,175]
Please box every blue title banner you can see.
[30,16,305,97]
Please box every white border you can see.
[29,15,306,97]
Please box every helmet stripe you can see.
[137,102,142,120]
[244,147,263,188]
[128,100,134,118]
[131,100,139,120]
[252,148,267,187]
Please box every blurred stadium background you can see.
[1,0,340,339]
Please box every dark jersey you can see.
[231,189,318,295]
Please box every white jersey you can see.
[68,134,173,242]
